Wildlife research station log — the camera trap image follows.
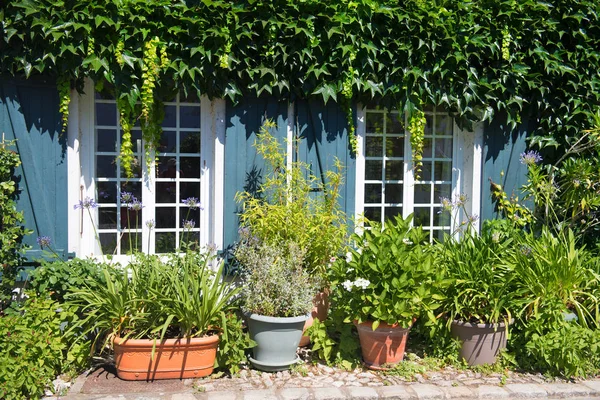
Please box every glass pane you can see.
[386,137,404,157]
[156,182,177,203]
[385,160,403,180]
[433,229,450,242]
[180,132,201,153]
[163,105,176,127]
[385,113,403,134]
[435,115,452,135]
[97,156,117,178]
[156,232,176,253]
[384,207,402,220]
[180,106,201,129]
[413,207,431,226]
[119,181,142,203]
[158,131,177,153]
[419,161,432,181]
[180,182,200,201]
[157,157,179,179]
[364,207,382,223]
[365,136,383,157]
[180,157,200,178]
[121,208,142,229]
[434,184,452,203]
[156,207,176,228]
[97,182,117,203]
[435,138,453,158]
[424,115,433,135]
[364,183,382,203]
[121,233,142,254]
[180,208,200,228]
[422,138,433,158]
[96,129,117,152]
[98,208,117,229]
[180,230,200,248]
[434,161,452,181]
[365,160,382,180]
[366,113,383,134]
[119,155,142,178]
[99,233,117,255]
[385,184,403,204]
[433,209,451,226]
[414,184,432,204]
[96,103,117,126]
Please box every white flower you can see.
[353,278,371,290]
[330,256,337,263]
[347,267,354,273]
[346,252,353,262]
[342,280,354,291]
[402,238,413,245]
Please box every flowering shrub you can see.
[329,215,443,329]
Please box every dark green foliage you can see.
[1,0,599,136]
[215,312,256,375]
[0,140,30,309]
[0,294,90,399]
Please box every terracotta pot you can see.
[113,335,219,380]
[450,320,511,366]
[354,320,411,370]
[299,291,330,347]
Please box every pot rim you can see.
[451,319,514,329]
[114,334,219,346]
[245,312,310,324]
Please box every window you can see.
[358,106,457,241]
[92,92,209,255]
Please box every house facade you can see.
[0,77,530,262]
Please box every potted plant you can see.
[72,249,239,380]
[234,234,317,372]
[235,120,348,346]
[438,225,520,366]
[329,215,443,370]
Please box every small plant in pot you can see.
[234,233,317,372]
[71,248,239,380]
[329,215,443,370]
[437,222,521,366]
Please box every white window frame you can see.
[67,79,225,261]
[355,104,483,236]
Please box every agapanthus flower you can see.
[36,236,52,248]
[182,219,196,229]
[74,197,98,210]
[128,200,144,211]
[145,219,155,229]
[520,150,542,166]
[182,197,203,210]
[440,197,453,212]
[120,191,135,204]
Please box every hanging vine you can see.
[117,98,135,178]
[408,109,426,180]
[139,36,164,167]
[57,76,71,134]
[341,51,357,155]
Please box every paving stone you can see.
[242,389,279,400]
[544,383,597,398]
[441,385,474,399]
[205,391,240,400]
[279,387,310,400]
[504,383,547,398]
[170,394,198,400]
[377,385,415,399]
[410,384,445,399]
[476,385,509,399]
[345,386,379,399]
[313,387,345,400]
[583,381,600,394]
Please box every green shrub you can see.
[0,294,89,399]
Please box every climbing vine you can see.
[408,109,426,180]
[341,51,357,155]
[56,77,70,134]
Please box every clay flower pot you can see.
[450,320,511,366]
[113,335,219,380]
[299,291,330,347]
[354,320,411,370]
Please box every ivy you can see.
[408,109,426,180]
[1,0,599,150]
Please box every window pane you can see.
[156,182,177,203]
[419,161,432,181]
[385,160,403,180]
[433,209,451,226]
[435,138,453,158]
[364,207,381,222]
[364,183,382,203]
[414,184,431,204]
[180,132,201,154]
[434,184,452,203]
[413,207,430,226]
[180,106,201,129]
[180,157,200,178]
[157,157,178,179]
[366,113,383,134]
[97,182,117,203]
[119,181,142,201]
[96,103,117,126]
[365,160,382,180]
[163,105,177,127]
[384,207,402,220]
[99,233,117,255]
[180,182,200,201]
[385,137,404,157]
[434,161,452,181]
[121,208,142,229]
[385,113,403,134]
[98,208,117,229]
[97,129,117,152]
[97,156,117,178]
[365,136,383,157]
[121,233,142,254]
[156,207,176,228]
[180,208,200,229]
[435,115,452,135]
[156,232,176,253]
[119,156,142,178]
[385,184,403,204]
[422,138,433,158]
[158,131,177,153]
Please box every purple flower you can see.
[36,236,52,248]
[120,191,135,204]
[74,197,98,210]
[145,219,155,229]
[182,219,196,229]
[520,150,542,166]
[440,197,453,212]
[182,197,203,210]
[128,199,144,211]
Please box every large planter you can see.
[450,320,510,366]
[246,313,308,372]
[354,320,411,370]
[299,291,330,347]
[113,335,219,380]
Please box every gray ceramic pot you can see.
[451,320,511,366]
[245,313,309,372]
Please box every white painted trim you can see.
[451,121,463,232]
[67,88,81,255]
[354,104,366,230]
[403,112,414,220]
[200,96,214,248]
[286,102,294,184]
[212,98,226,250]
[78,79,96,258]
[471,122,484,232]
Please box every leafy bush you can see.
[329,215,443,329]
[0,294,89,399]
[235,237,316,318]
[215,312,256,375]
